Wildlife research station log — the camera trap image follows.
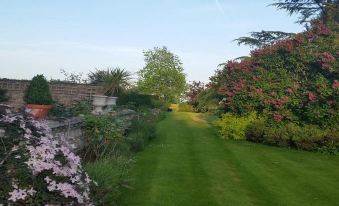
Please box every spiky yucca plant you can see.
[88,68,131,96]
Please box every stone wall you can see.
[0,79,104,109]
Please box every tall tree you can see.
[137,46,186,102]
[271,0,338,25]
[235,0,338,48]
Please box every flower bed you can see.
[0,109,93,205]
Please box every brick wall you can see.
[0,79,104,109]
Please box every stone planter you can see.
[92,95,108,114]
[106,97,118,111]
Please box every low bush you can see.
[215,112,259,140]
[49,100,92,118]
[127,120,156,152]
[117,91,167,110]
[177,103,194,112]
[245,121,339,154]
[81,115,128,161]
[85,157,133,206]
[82,107,164,205]
[48,102,75,118]
[126,109,164,152]
[69,100,92,115]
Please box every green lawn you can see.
[118,112,339,206]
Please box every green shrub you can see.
[117,90,167,110]
[262,124,293,147]
[195,88,222,113]
[245,121,339,153]
[177,103,194,112]
[0,89,8,103]
[49,100,92,118]
[215,112,259,140]
[81,115,128,161]
[69,99,92,115]
[244,119,266,143]
[85,157,132,206]
[48,102,74,118]
[127,133,146,152]
[24,75,53,105]
[126,110,161,152]
[291,125,325,151]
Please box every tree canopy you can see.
[271,0,339,25]
[137,46,186,102]
[234,31,295,48]
[235,0,338,48]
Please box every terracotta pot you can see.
[26,104,52,120]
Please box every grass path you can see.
[118,112,339,206]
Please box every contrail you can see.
[215,0,225,14]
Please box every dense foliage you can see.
[137,46,187,102]
[24,75,53,105]
[126,109,164,152]
[210,20,338,128]
[185,81,222,113]
[246,120,339,153]
[81,115,127,161]
[0,110,93,205]
[82,107,165,205]
[215,112,260,140]
[186,81,205,108]
[191,10,339,153]
[117,90,167,110]
[85,157,132,206]
[49,100,92,118]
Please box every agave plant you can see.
[88,67,131,96]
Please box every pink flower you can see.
[293,83,300,89]
[8,189,28,202]
[2,109,93,205]
[286,88,293,94]
[44,176,52,183]
[308,92,317,102]
[273,112,283,122]
[226,91,234,97]
[318,52,335,70]
[332,80,339,89]
[27,188,36,196]
[252,76,259,81]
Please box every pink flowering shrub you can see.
[208,21,338,128]
[0,109,93,205]
[203,20,339,152]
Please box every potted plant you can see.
[89,67,131,112]
[24,74,53,119]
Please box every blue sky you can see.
[0,0,303,83]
